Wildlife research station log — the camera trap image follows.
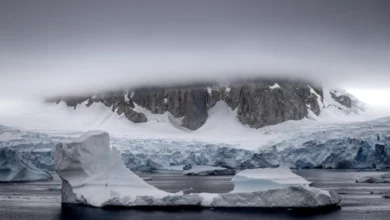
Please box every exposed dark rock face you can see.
[218,80,323,128]
[331,91,352,108]
[118,106,147,123]
[181,88,208,130]
[206,89,221,109]
[222,84,242,110]
[233,82,314,128]
[48,79,355,130]
[130,87,211,130]
[132,88,166,114]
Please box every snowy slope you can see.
[0,89,388,172]
[0,91,374,146]
[319,88,366,121]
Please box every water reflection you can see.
[60,203,342,220]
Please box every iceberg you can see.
[54,131,340,208]
[0,147,53,182]
[54,131,169,206]
[206,186,340,208]
[231,167,311,193]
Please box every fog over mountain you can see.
[0,0,389,107]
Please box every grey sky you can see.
[1,0,390,98]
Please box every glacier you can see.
[0,92,385,174]
[1,116,390,172]
[54,130,340,208]
[0,146,52,182]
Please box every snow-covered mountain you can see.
[45,80,365,132]
[1,79,388,172]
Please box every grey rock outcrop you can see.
[116,104,147,123]
[331,91,352,108]
[228,81,319,128]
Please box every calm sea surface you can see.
[1,170,390,220]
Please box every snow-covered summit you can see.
[322,88,365,116]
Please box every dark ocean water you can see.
[1,170,390,220]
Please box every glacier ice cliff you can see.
[0,147,52,182]
[54,130,340,208]
[118,118,390,171]
[2,117,390,173]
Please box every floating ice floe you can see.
[0,147,52,182]
[231,167,311,193]
[54,131,340,208]
[183,165,236,176]
[356,173,390,183]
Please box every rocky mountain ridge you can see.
[48,80,361,130]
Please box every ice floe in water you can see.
[183,165,236,176]
[231,167,311,193]
[54,131,340,208]
[356,173,390,183]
